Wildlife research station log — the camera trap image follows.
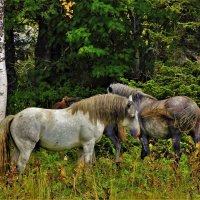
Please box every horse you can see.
[108,83,200,161]
[0,94,140,173]
[52,95,127,165]
[52,96,82,109]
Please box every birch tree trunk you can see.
[0,0,7,122]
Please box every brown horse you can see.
[52,96,82,109]
[108,83,200,161]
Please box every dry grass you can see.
[1,142,200,200]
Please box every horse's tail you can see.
[173,102,199,132]
[0,115,14,173]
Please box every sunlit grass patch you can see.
[1,145,200,199]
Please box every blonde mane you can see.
[69,94,130,125]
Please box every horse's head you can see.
[120,100,140,138]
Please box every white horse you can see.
[0,94,140,172]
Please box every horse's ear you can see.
[107,86,113,93]
[129,95,133,102]
[136,92,144,99]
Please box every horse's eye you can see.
[127,101,132,108]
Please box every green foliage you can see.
[65,0,138,83]
[7,80,105,114]
[121,61,200,105]
[5,0,199,87]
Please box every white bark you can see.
[0,0,7,122]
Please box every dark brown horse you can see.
[108,83,200,161]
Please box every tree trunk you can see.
[5,28,16,93]
[0,0,7,121]
[34,18,62,85]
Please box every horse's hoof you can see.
[116,162,121,168]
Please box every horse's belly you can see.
[39,132,80,151]
[39,123,81,151]
[143,118,170,139]
[39,117,104,151]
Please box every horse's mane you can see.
[69,94,130,125]
[108,83,157,101]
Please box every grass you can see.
[1,139,200,200]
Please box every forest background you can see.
[1,0,200,199]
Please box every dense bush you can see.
[121,61,200,105]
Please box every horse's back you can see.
[166,96,197,109]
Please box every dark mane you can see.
[68,94,131,125]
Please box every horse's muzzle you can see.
[130,130,140,138]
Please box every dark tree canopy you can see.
[4,0,200,111]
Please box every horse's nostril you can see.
[130,130,139,138]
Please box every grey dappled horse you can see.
[108,83,200,161]
[0,94,140,173]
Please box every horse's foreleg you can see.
[78,148,84,164]
[82,138,95,164]
[140,135,150,159]
[92,150,96,165]
[104,124,122,165]
[141,144,148,159]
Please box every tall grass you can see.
[1,141,200,200]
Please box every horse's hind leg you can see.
[12,146,20,164]
[189,124,200,159]
[13,139,38,172]
[190,124,200,147]
[16,145,36,172]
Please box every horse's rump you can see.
[165,97,199,132]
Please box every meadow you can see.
[1,0,199,199]
[1,135,200,200]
